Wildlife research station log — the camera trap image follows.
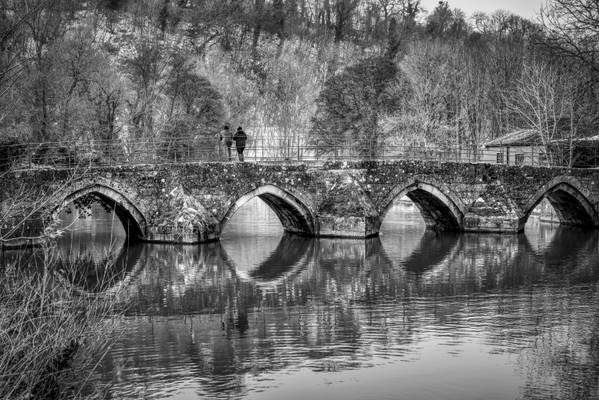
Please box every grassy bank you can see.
[0,250,125,399]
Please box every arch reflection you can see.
[529,226,599,282]
[416,233,534,294]
[223,233,315,288]
[119,227,599,316]
[536,226,598,263]
[54,242,144,293]
[399,231,461,274]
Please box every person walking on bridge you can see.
[233,126,247,162]
[220,125,233,161]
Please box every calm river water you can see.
[36,200,599,398]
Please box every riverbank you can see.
[0,251,124,399]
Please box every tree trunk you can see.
[569,100,575,167]
[251,0,265,62]
[325,0,331,28]
[273,0,285,58]
[41,83,49,141]
[334,1,344,43]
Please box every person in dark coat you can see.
[233,126,247,161]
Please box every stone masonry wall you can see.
[1,160,599,247]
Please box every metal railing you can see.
[0,138,482,169]
[1,137,597,170]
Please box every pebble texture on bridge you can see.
[1,160,599,246]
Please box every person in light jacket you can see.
[220,125,233,161]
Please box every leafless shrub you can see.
[0,245,129,399]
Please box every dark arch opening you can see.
[75,193,143,239]
[381,183,464,232]
[524,183,598,229]
[545,189,595,227]
[220,185,316,236]
[405,189,462,231]
[258,193,313,235]
[53,185,146,242]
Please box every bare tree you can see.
[123,36,170,140]
[252,0,265,61]
[0,0,36,100]
[541,0,599,75]
[20,0,80,141]
[333,0,360,43]
[504,60,570,165]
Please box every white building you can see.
[481,129,545,166]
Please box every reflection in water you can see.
[54,243,144,293]
[56,202,127,261]
[397,230,460,273]
[238,234,313,282]
[51,203,144,293]
[16,199,599,400]
[94,227,599,400]
[2,203,141,293]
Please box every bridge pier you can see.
[462,213,524,233]
[460,182,525,233]
[317,215,380,238]
[143,224,221,244]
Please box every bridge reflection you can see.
[22,222,597,399]
[84,226,599,399]
[51,224,599,305]
[24,220,598,310]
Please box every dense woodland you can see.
[0,0,598,163]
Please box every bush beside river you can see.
[0,251,125,400]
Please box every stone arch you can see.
[220,184,317,236]
[51,183,147,240]
[380,179,466,231]
[522,176,598,227]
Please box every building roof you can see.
[568,134,599,143]
[549,134,599,145]
[484,129,541,147]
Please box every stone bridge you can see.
[2,160,599,246]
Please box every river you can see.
[18,199,599,399]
